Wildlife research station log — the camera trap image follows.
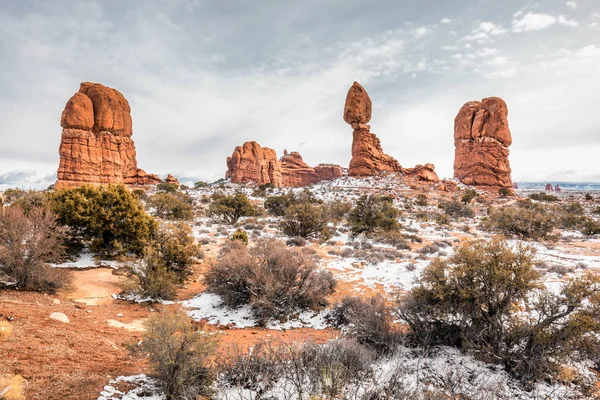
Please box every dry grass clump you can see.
[0,321,12,342]
[0,374,24,400]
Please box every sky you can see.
[0,0,599,189]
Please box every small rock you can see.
[49,312,70,324]
[52,299,60,305]
[116,313,123,317]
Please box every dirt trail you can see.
[0,267,339,399]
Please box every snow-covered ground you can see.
[50,250,118,269]
[98,374,162,400]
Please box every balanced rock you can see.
[453,97,513,189]
[344,82,372,124]
[56,82,161,189]
[344,82,438,182]
[226,142,342,187]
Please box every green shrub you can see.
[148,192,194,220]
[1,190,49,215]
[194,181,209,189]
[264,194,294,217]
[415,194,428,207]
[153,222,201,277]
[348,195,400,235]
[50,184,157,256]
[483,201,556,240]
[0,206,69,293]
[141,310,218,399]
[129,247,178,300]
[231,228,248,244]
[498,187,512,197]
[204,238,336,324]
[280,202,327,239]
[323,200,352,223]
[528,192,559,202]
[399,238,600,383]
[461,189,477,204]
[156,182,179,193]
[207,192,255,224]
[439,200,474,219]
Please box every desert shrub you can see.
[264,195,293,217]
[51,184,157,256]
[528,192,559,202]
[483,201,557,240]
[372,230,410,250]
[330,296,402,354]
[0,321,12,342]
[286,236,307,247]
[580,218,600,235]
[584,193,593,201]
[217,341,281,395]
[461,189,478,204]
[253,183,276,197]
[415,194,428,206]
[348,195,400,235]
[280,202,327,239]
[301,339,375,398]
[439,200,474,219]
[323,200,352,223]
[2,190,49,215]
[127,247,178,300]
[132,188,148,201]
[153,222,200,277]
[204,238,336,324]
[231,228,248,244]
[399,238,600,383]
[0,206,69,293]
[148,192,194,220]
[498,187,512,197]
[156,182,179,193]
[208,192,255,224]
[141,310,218,400]
[194,181,208,189]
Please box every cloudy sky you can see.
[0,0,599,189]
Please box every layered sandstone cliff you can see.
[453,97,512,189]
[56,82,161,189]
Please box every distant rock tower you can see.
[453,97,513,189]
[56,82,161,189]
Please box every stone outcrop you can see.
[226,141,282,186]
[453,97,513,189]
[344,82,439,182]
[56,82,161,189]
[165,174,180,186]
[314,164,343,181]
[226,143,342,187]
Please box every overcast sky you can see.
[0,0,599,189]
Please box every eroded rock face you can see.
[56,82,161,189]
[344,83,438,182]
[454,97,513,189]
[226,141,283,186]
[226,143,342,187]
[165,174,180,186]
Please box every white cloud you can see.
[462,22,507,43]
[440,18,451,24]
[558,15,578,27]
[441,45,458,51]
[413,26,432,38]
[476,47,499,57]
[479,22,507,35]
[566,1,577,10]
[513,13,557,32]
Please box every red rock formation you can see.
[344,82,439,182]
[545,183,553,191]
[512,182,519,189]
[555,184,561,192]
[314,164,343,181]
[226,141,282,186]
[453,97,512,189]
[56,82,161,189]
[226,143,342,187]
[165,174,180,186]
